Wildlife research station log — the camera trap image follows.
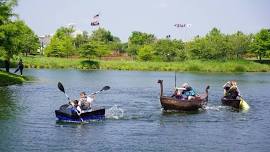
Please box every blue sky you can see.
[15,0,270,42]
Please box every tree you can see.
[19,24,40,56]
[0,20,37,72]
[137,45,154,61]
[79,42,97,60]
[0,0,18,72]
[0,0,17,25]
[44,26,75,57]
[251,29,270,60]
[187,28,229,60]
[153,39,185,61]
[73,31,89,51]
[127,31,156,56]
[227,31,251,59]
[90,28,114,43]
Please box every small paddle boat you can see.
[157,80,210,111]
[55,82,110,122]
[55,104,105,122]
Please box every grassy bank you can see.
[20,56,270,72]
[0,70,26,86]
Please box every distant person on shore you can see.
[14,59,24,75]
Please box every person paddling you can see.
[78,92,95,110]
[69,100,82,115]
[223,80,240,99]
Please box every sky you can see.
[15,0,270,42]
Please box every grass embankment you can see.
[0,70,27,86]
[21,56,270,72]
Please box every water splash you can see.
[105,105,124,120]
[204,105,226,111]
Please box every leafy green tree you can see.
[187,28,229,60]
[0,0,17,72]
[127,31,156,56]
[0,20,37,72]
[90,28,114,43]
[79,42,97,60]
[73,31,89,51]
[79,40,110,59]
[251,29,270,60]
[227,31,251,59]
[0,0,17,25]
[91,41,110,58]
[153,39,185,61]
[19,24,40,56]
[137,45,154,61]
[44,26,75,57]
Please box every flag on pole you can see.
[91,13,100,26]
[174,23,192,28]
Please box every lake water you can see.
[0,69,270,152]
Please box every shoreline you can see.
[22,56,270,72]
[2,56,270,73]
[0,70,27,86]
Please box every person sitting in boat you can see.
[181,83,198,100]
[69,100,82,115]
[171,87,185,99]
[79,92,95,110]
[223,80,240,99]
[172,83,197,100]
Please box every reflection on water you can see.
[0,87,21,120]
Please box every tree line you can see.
[0,0,39,72]
[1,0,270,73]
[44,26,270,62]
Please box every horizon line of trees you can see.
[44,26,270,62]
[1,0,270,73]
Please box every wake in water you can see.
[105,105,124,120]
[204,105,227,111]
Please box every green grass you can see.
[19,56,270,72]
[0,70,27,86]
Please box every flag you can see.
[174,23,192,28]
[91,13,100,26]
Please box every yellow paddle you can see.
[239,97,250,110]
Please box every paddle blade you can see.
[58,82,65,93]
[101,86,110,91]
[240,98,250,110]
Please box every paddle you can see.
[239,96,250,110]
[58,82,70,101]
[90,86,110,95]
